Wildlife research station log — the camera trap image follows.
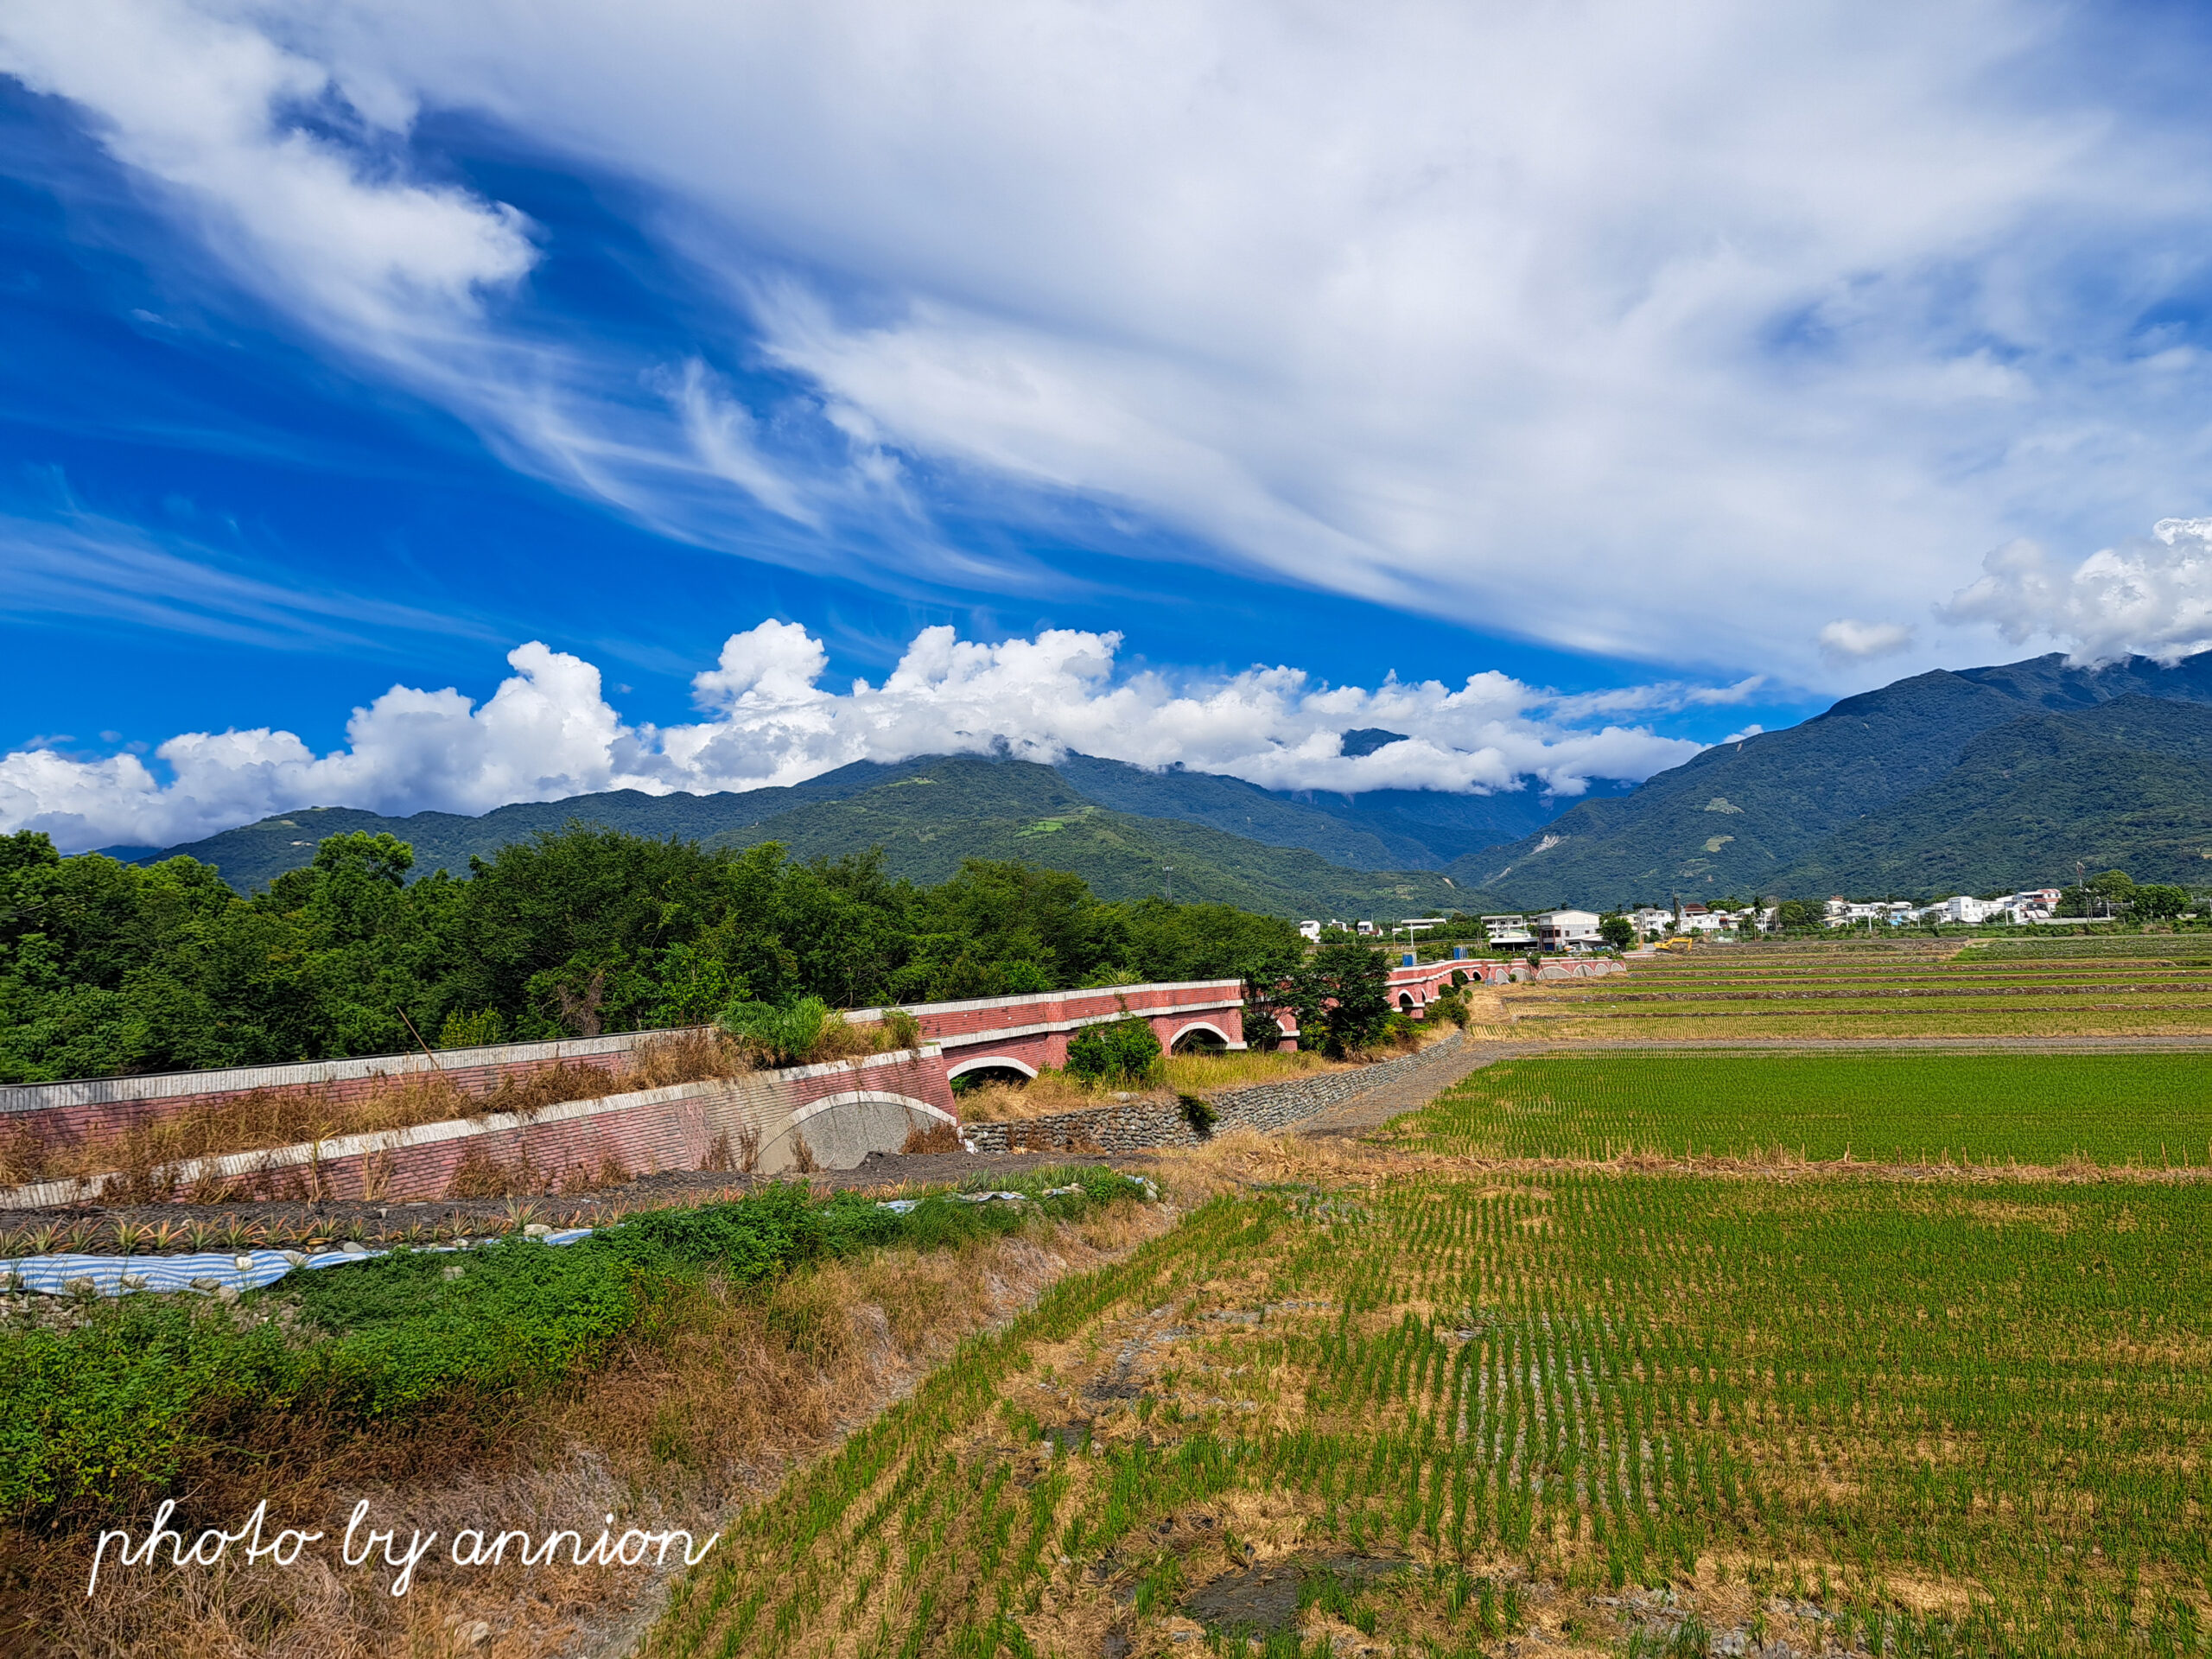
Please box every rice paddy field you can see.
[1408,1050,2212,1168]
[1507,935,2212,1039]
[639,1040,2212,1659]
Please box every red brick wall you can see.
[2,979,1249,1160]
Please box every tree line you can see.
[0,827,1305,1084]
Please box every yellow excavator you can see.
[1656,937,1694,954]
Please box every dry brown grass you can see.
[898,1119,962,1155]
[950,1068,1099,1122]
[1160,1047,1340,1092]
[2,1199,1175,1659]
[953,1048,1373,1125]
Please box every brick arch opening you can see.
[946,1054,1039,1083]
[768,1090,960,1173]
[1168,1020,1233,1053]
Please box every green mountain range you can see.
[125,755,1496,918]
[1768,696,2212,896]
[102,648,2212,913]
[1457,651,2212,905]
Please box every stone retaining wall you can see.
[961,1033,1468,1154]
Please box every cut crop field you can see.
[1509,938,2212,1039]
[643,1161,2212,1659]
[1408,1051,2212,1167]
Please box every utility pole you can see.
[1164,866,1173,904]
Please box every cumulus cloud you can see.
[1936,518,2212,665]
[1817,619,1916,663]
[0,623,1707,851]
[8,1,2212,676]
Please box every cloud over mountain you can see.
[1940,518,2212,667]
[0,624,1708,851]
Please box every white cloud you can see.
[1817,619,1916,663]
[1936,518,2212,664]
[8,1,2212,678]
[0,623,1708,850]
[0,0,534,338]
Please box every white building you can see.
[1531,909,1604,950]
[1482,914,1535,947]
[1298,920,1322,944]
[1930,894,2004,925]
[1630,906,1675,938]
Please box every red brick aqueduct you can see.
[0,979,1247,1207]
[0,957,1618,1209]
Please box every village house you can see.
[1531,908,1604,950]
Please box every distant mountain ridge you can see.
[112,753,1511,918]
[99,648,2212,913]
[1456,651,2212,906]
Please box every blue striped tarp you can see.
[3,1229,599,1298]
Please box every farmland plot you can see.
[1408,1052,2212,1168]
[1511,938,2212,1039]
[646,1167,2212,1658]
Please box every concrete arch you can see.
[769,1090,961,1173]
[945,1053,1039,1083]
[1167,1020,1234,1052]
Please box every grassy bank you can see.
[1,1168,1147,1529]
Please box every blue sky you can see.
[4,0,2212,849]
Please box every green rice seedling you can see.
[1410,1050,2212,1167]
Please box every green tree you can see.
[2130,883,2191,920]
[1597,912,1637,950]
[1278,940,1394,1058]
[0,825,1323,1084]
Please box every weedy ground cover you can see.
[0,1166,1147,1528]
[642,1161,2212,1659]
[953,1049,1360,1123]
[1405,1051,2212,1166]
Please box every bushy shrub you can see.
[718,995,835,1067]
[1427,991,1471,1029]
[1065,1015,1163,1085]
[1243,1012,1284,1052]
